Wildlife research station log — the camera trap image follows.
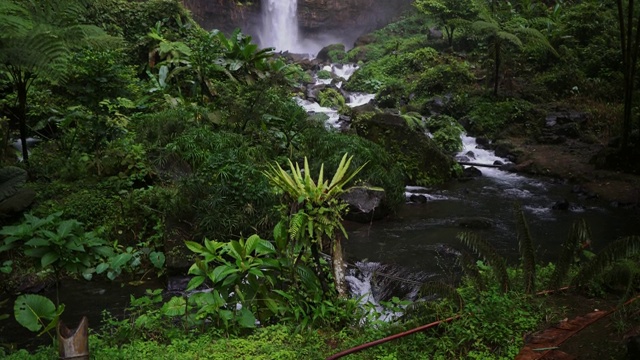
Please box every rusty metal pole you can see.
[326,315,462,360]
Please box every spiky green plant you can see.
[264,153,366,298]
[457,232,510,293]
[514,203,536,294]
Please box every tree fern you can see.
[457,232,510,292]
[419,281,464,310]
[458,251,486,291]
[549,219,591,289]
[573,236,640,287]
[514,203,536,294]
[0,0,108,164]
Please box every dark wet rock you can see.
[493,160,504,166]
[0,188,36,216]
[493,140,516,158]
[462,166,482,177]
[552,199,570,210]
[457,217,493,229]
[409,194,428,203]
[306,83,327,101]
[455,155,471,162]
[354,33,377,47]
[341,186,388,222]
[435,244,461,258]
[421,95,452,116]
[514,160,541,174]
[428,27,443,40]
[339,114,351,123]
[465,151,476,159]
[167,276,192,293]
[610,201,637,209]
[500,163,517,172]
[350,262,427,302]
[555,123,580,138]
[475,136,490,148]
[537,134,566,144]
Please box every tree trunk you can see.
[16,79,29,165]
[493,41,501,97]
[332,233,348,298]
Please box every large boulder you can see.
[340,185,387,222]
[316,43,346,64]
[352,112,454,185]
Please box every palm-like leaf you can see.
[549,219,590,289]
[515,203,536,294]
[457,232,510,292]
[573,236,640,286]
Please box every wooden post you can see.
[57,316,89,360]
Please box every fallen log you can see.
[458,161,502,168]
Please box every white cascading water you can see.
[260,0,300,52]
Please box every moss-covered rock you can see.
[352,112,454,186]
[316,43,347,63]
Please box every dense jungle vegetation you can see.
[2,0,640,358]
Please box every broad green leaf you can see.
[186,275,205,291]
[110,253,132,269]
[40,252,59,268]
[95,262,109,274]
[237,308,256,328]
[24,238,50,247]
[184,241,204,254]
[14,294,57,332]
[149,251,165,269]
[245,235,260,255]
[161,297,186,316]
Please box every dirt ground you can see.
[508,137,640,204]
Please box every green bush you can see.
[317,88,346,110]
[168,128,277,240]
[426,115,464,154]
[466,98,536,138]
[412,58,474,96]
[300,128,405,211]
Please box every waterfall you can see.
[260,0,300,52]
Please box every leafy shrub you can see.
[426,115,464,153]
[316,69,332,79]
[317,88,346,111]
[466,98,536,138]
[300,128,405,211]
[412,58,475,96]
[167,128,277,240]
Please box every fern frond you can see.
[549,219,590,289]
[457,232,510,292]
[573,236,640,287]
[458,251,486,291]
[295,264,321,292]
[515,203,536,294]
[420,281,464,310]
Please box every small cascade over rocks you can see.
[346,261,433,321]
[296,62,374,129]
